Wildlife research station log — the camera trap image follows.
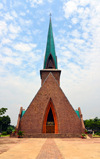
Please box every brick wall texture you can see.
[19,72,83,135]
[40,69,61,85]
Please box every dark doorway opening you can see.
[47,108,54,122]
[46,108,55,133]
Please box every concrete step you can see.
[23,133,81,138]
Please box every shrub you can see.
[81,133,86,138]
[17,130,24,137]
[2,131,7,135]
[82,133,85,137]
[7,126,14,134]
[95,132,100,136]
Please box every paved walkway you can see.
[0,138,100,159]
[36,139,64,159]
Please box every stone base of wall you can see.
[22,133,81,138]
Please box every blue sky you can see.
[0,0,100,125]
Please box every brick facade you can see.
[40,69,61,85]
[18,73,85,136]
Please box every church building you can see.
[16,18,85,137]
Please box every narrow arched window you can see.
[46,54,55,69]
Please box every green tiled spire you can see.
[44,18,58,69]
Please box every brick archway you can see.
[42,99,58,133]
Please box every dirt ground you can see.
[0,137,100,159]
[0,137,24,154]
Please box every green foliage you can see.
[2,131,7,135]
[1,115,11,131]
[81,133,86,137]
[0,108,11,132]
[0,108,7,116]
[17,130,24,137]
[7,126,14,134]
[84,117,100,132]
[95,132,100,136]
[1,115,10,125]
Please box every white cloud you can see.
[26,0,43,7]
[62,0,100,61]
[71,18,78,24]
[0,3,3,9]
[0,21,7,36]
[4,12,14,21]
[13,43,37,52]
[71,30,80,38]
[63,1,77,18]
[4,10,18,22]
[9,34,18,40]
[48,0,53,3]
[11,10,18,18]
[1,47,13,56]
[32,29,41,35]
[0,55,22,66]
[63,0,100,20]
[82,32,89,39]
[58,0,100,119]
[0,12,20,41]
[9,23,21,34]
[71,38,84,45]
[19,18,32,27]
[20,12,26,16]
[1,38,12,45]
[58,29,66,35]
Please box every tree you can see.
[0,107,11,132]
[0,108,7,116]
[84,117,100,132]
[1,115,11,131]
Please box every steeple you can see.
[40,17,61,86]
[44,17,57,69]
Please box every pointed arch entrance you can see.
[42,99,58,133]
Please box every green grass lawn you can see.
[0,134,10,137]
[93,134,100,138]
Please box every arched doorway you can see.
[42,99,58,133]
[46,108,55,133]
